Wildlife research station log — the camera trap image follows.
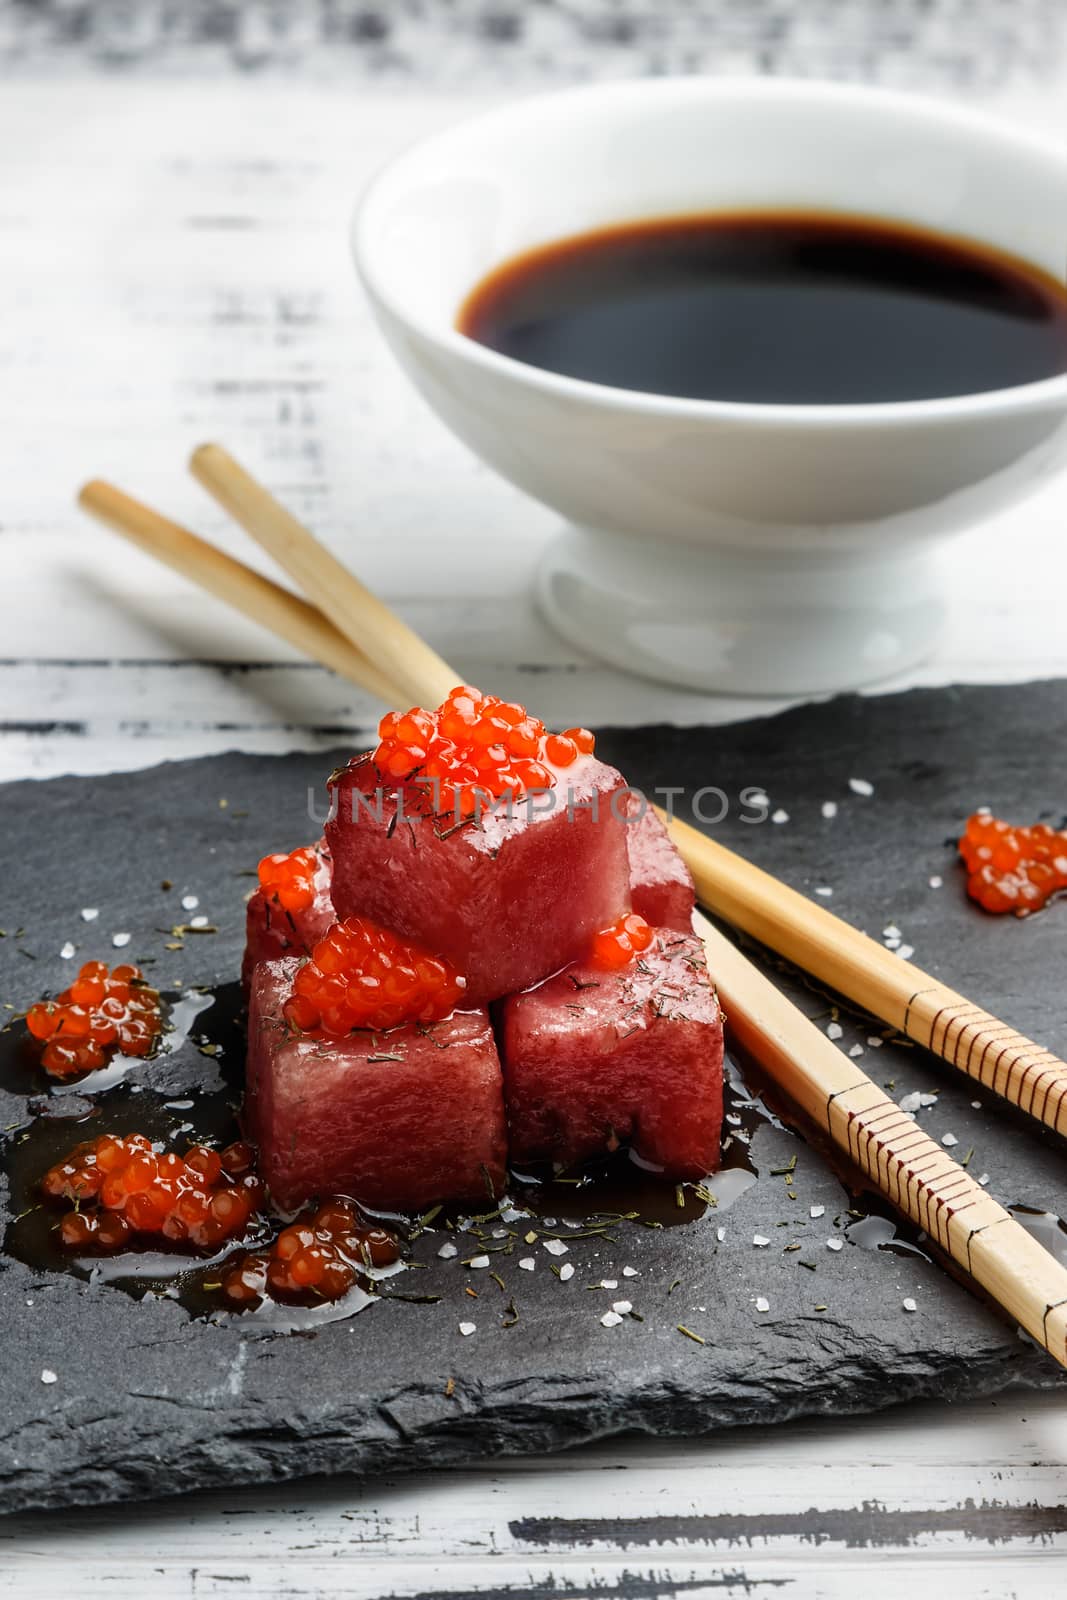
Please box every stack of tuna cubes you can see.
[244,688,722,1212]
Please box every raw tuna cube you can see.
[624,797,696,932]
[326,754,631,1005]
[246,958,507,1211]
[241,840,334,991]
[500,930,723,1177]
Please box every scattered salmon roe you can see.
[373,684,595,815]
[283,917,466,1036]
[41,1135,262,1253]
[590,913,656,969]
[218,1198,400,1309]
[960,811,1067,916]
[25,962,162,1080]
[257,846,320,913]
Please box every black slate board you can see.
[2,681,1067,1516]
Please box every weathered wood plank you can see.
[0,0,1062,95]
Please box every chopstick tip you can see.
[189,441,226,475]
[77,478,113,513]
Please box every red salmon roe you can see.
[218,1198,400,1308]
[41,1135,262,1253]
[25,962,162,1080]
[283,916,466,1036]
[960,811,1067,916]
[373,684,595,815]
[257,846,319,913]
[590,912,656,970]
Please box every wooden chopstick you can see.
[694,909,1067,1368]
[667,814,1067,1139]
[77,480,405,707]
[189,443,457,711]
[76,453,1067,1369]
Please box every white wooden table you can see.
[3,14,1067,1594]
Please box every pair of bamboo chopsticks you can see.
[79,447,1067,1371]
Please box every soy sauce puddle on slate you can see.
[4,981,1063,1331]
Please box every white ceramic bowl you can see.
[353,78,1067,695]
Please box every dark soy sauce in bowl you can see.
[458,211,1067,405]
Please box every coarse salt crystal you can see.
[622,1266,638,1278]
[600,1278,618,1289]
[826,1238,844,1252]
[941,1133,958,1148]
[80,908,99,922]
[612,1300,633,1315]
[848,1044,864,1058]
[919,1093,939,1108]
[883,924,901,940]
[897,944,915,961]
[190,915,209,929]
[544,1239,569,1257]
[182,895,199,911]
[867,1036,884,1048]
[40,1369,57,1385]
[112,932,131,949]
[753,1234,770,1247]
[59,942,75,960]
[716,1227,726,1242]
[600,1310,623,1328]
[458,1322,476,1337]
[559,1263,575,1282]
[971,1100,982,1110]
[810,1205,825,1219]
[518,1257,535,1272]
[755,1298,770,1313]
[902,1298,918,1313]
[821,801,838,819]
[978,1174,990,1187]
[849,778,874,797]
[468,1255,490,1269]
[771,809,789,825]
[827,1022,843,1040]
[815,886,833,898]
[899,1092,922,1114]
[929,875,943,889]
[437,1243,458,1259]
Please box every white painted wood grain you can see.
[3,58,1067,1596]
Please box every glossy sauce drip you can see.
[459,211,1067,405]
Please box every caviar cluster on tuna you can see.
[283,916,467,1035]
[25,961,161,1079]
[257,845,321,913]
[373,684,595,814]
[219,1198,400,1308]
[960,811,1067,915]
[41,1135,262,1253]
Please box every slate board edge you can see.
[5,1337,1059,1519]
